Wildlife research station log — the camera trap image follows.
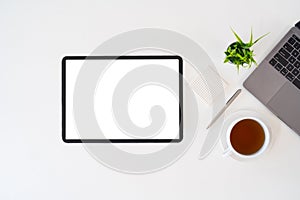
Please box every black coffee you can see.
[230,119,265,155]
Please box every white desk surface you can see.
[1,0,300,199]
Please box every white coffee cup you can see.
[223,116,270,159]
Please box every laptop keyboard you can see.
[269,34,300,90]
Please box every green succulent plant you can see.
[224,28,269,72]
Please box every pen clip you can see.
[226,89,241,105]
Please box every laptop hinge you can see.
[296,21,300,30]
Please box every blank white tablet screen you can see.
[64,57,181,141]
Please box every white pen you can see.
[206,89,242,129]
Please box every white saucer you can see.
[220,109,278,161]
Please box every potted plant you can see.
[224,29,269,72]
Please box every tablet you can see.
[62,56,183,143]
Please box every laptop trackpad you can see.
[268,83,300,135]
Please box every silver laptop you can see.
[244,20,300,135]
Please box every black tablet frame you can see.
[62,55,183,143]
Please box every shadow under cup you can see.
[228,118,269,157]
